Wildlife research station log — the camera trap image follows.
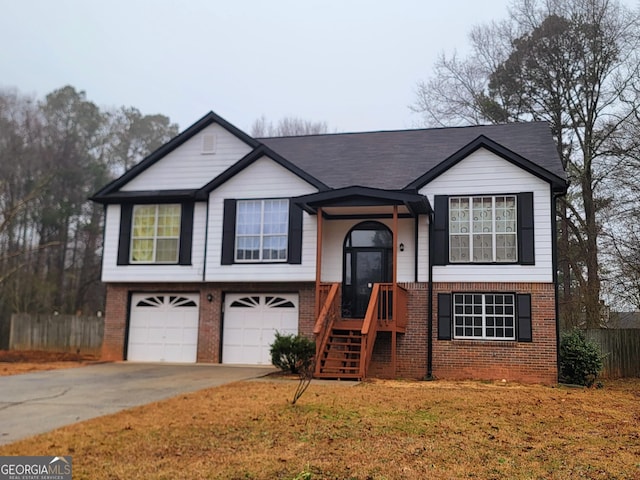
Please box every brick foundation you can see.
[102,282,315,363]
[103,280,557,384]
[431,282,557,384]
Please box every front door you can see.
[342,222,393,318]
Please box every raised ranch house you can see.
[92,111,568,384]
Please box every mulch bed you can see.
[0,350,98,363]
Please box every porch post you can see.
[392,205,398,375]
[315,207,323,319]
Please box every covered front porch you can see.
[294,187,432,380]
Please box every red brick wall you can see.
[102,282,315,363]
[431,282,558,384]
[103,280,557,384]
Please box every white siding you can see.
[421,147,554,283]
[101,203,207,282]
[121,124,253,191]
[205,156,319,282]
[321,218,416,283]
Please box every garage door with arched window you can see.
[222,293,298,365]
[127,293,199,363]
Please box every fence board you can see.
[585,329,640,378]
[9,314,104,356]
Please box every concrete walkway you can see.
[0,362,275,446]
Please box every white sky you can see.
[0,0,515,134]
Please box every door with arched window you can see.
[342,221,393,318]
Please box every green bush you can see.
[559,329,604,387]
[270,332,315,374]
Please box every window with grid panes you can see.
[235,199,289,262]
[453,293,516,340]
[130,204,181,263]
[449,195,517,263]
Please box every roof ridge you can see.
[257,121,551,140]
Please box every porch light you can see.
[399,243,405,252]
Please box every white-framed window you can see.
[449,195,517,263]
[235,199,289,262]
[453,293,516,340]
[130,204,181,263]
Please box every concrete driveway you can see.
[0,362,276,446]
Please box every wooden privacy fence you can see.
[585,329,640,378]
[9,313,104,356]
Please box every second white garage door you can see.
[222,293,299,365]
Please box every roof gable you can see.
[195,144,328,199]
[92,111,259,200]
[406,135,568,193]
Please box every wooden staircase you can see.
[313,282,408,381]
[315,321,363,379]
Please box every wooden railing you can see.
[313,283,341,368]
[359,283,409,378]
[360,283,382,379]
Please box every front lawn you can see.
[1,378,638,479]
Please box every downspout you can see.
[315,207,323,319]
[552,190,564,383]
[414,216,419,283]
[427,211,434,379]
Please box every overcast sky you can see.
[1,0,517,134]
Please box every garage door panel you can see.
[223,293,299,365]
[128,293,199,363]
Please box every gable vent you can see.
[201,133,216,154]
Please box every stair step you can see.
[322,356,360,363]
[325,347,360,353]
[322,367,360,375]
[329,332,362,338]
[315,372,361,380]
[325,344,361,350]
[315,320,366,380]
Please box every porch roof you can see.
[293,186,432,216]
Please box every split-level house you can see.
[92,111,568,384]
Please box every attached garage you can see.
[127,293,199,363]
[222,293,299,365]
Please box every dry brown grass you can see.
[1,375,638,480]
[0,350,99,376]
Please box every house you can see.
[91,111,568,384]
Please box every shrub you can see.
[270,332,315,374]
[559,329,604,387]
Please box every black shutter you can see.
[117,204,133,265]
[518,192,535,265]
[437,293,452,340]
[433,195,449,265]
[178,202,194,265]
[288,201,303,264]
[517,294,532,342]
[221,199,237,265]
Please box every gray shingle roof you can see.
[260,122,565,190]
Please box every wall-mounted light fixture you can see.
[399,243,405,252]
[206,293,213,302]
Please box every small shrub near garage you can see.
[559,329,604,387]
[270,332,315,374]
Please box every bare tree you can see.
[250,115,329,137]
[412,0,640,328]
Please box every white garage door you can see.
[223,293,299,365]
[128,293,199,363]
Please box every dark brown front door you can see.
[342,222,393,318]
